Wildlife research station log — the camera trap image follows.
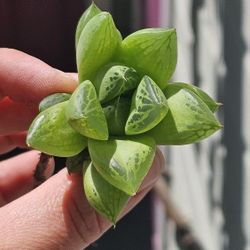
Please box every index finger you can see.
[0,48,78,135]
[0,48,78,104]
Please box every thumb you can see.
[0,149,164,250]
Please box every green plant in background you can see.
[27,2,222,223]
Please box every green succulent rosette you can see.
[26,3,222,223]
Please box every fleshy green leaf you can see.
[88,136,156,195]
[39,93,71,112]
[95,65,140,103]
[77,12,122,83]
[66,80,108,140]
[117,28,177,89]
[75,2,101,49]
[146,89,222,144]
[27,101,87,157]
[125,76,168,135]
[84,162,130,223]
[165,82,221,112]
[103,96,131,136]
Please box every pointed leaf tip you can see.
[146,88,222,144]
[27,101,87,157]
[75,2,101,49]
[165,82,220,113]
[39,93,71,112]
[88,136,156,195]
[84,162,130,223]
[125,76,168,135]
[77,12,122,83]
[96,65,140,103]
[66,80,108,140]
[117,28,177,89]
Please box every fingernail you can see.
[65,72,79,82]
[55,70,78,93]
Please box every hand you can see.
[0,48,165,249]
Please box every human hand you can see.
[0,48,164,249]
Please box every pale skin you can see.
[0,48,164,249]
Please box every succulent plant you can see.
[27,2,221,223]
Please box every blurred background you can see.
[0,0,249,249]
